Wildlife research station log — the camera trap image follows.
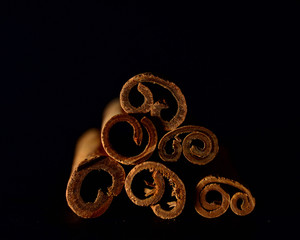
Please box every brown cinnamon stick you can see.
[125,161,186,219]
[66,100,126,218]
[101,114,158,165]
[194,175,255,218]
[158,125,219,165]
[120,73,187,131]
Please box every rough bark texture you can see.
[120,73,187,131]
[66,151,125,218]
[194,175,255,218]
[125,161,186,219]
[66,74,255,220]
[158,125,219,165]
[66,100,126,218]
[101,114,158,165]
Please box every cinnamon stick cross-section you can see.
[124,162,165,207]
[120,73,187,131]
[194,175,255,218]
[66,129,125,218]
[101,114,158,165]
[125,161,186,219]
[158,125,219,165]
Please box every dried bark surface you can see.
[120,73,187,131]
[66,129,125,218]
[125,161,186,219]
[65,74,256,220]
[101,114,158,165]
[194,175,255,218]
[158,125,219,165]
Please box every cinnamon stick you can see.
[120,73,187,131]
[66,100,126,218]
[101,114,158,165]
[194,175,255,218]
[158,125,219,165]
[125,161,186,219]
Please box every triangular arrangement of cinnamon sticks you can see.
[66,73,255,219]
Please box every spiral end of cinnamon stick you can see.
[66,156,125,218]
[194,176,255,218]
[125,161,186,219]
[158,125,219,165]
[120,73,187,131]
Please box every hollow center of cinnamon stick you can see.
[131,170,156,199]
[129,82,179,122]
[190,139,205,150]
[108,121,148,157]
[128,85,146,108]
[164,139,175,155]
[205,190,222,204]
[80,170,112,203]
[236,198,244,210]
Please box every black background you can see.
[2,1,299,239]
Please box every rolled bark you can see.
[194,175,255,218]
[125,161,186,219]
[158,125,219,165]
[120,73,187,131]
[101,114,158,165]
[66,74,255,221]
[66,100,125,218]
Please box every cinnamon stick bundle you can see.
[66,72,255,220]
